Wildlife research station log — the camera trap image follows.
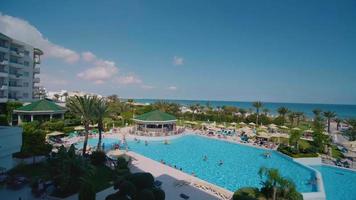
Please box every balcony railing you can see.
[34,67,40,74]
[33,77,40,83]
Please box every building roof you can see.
[14,99,66,113]
[133,110,176,122]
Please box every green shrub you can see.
[233,187,260,200]
[63,126,75,133]
[90,151,107,166]
[116,156,129,169]
[152,188,165,200]
[126,173,154,191]
[118,180,137,197]
[0,114,8,126]
[136,189,155,200]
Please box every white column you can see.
[30,115,34,122]
[50,114,53,120]
[17,115,22,125]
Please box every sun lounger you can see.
[154,180,162,188]
[180,193,190,199]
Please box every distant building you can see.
[0,126,22,170]
[0,33,43,103]
[46,90,103,102]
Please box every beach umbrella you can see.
[304,129,314,133]
[259,125,267,129]
[292,127,301,131]
[249,122,256,126]
[230,122,237,126]
[239,122,246,126]
[217,124,225,128]
[279,125,289,129]
[257,131,271,139]
[74,125,85,131]
[89,124,98,128]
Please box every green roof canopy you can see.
[133,110,176,122]
[14,99,66,113]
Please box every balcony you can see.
[0,45,9,52]
[34,67,40,74]
[0,97,8,103]
[9,61,24,68]
[10,50,24,57]
[0,71,8,77]
[1,85,8,90]
[0,60,9,65]
[8,73,22,79]
[33,77,40,83]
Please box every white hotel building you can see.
[0,33,43,103]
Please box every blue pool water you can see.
[78,135,316,193]
[312,165,356,200]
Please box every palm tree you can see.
[93,97,108,150]
[263,108,270,116]
[258,167,302,200]
[277,107,289,119]
[324,111,336,133]
[334,118,342,131]
[67,95,96,155]
[62,92,69,102]
[295,112,304,126]
[252,101,263,125]
[313,109,322,117]
[288,112,297,127]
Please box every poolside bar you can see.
[133,110,177,136]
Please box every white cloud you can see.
[116,75,142,85]
[0,13,80,63]
[82,51,96,62]
[141,85,155,89]
[173,56,184,66]
[77,59,119,84]
[168,86,177,90]
[0,13,151,88]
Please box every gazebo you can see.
[13,99,66,125]
[133,110,177,136]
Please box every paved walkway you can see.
[126,151,232,200]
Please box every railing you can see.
[34,67,40,73]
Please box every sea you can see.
[134,99,356,119]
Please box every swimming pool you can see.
[78,135,316,193]
[312,165,356,200]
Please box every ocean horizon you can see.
[134,98,356,119]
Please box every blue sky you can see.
[1,0,356,104]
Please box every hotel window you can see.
[23,82,29,87]
[24,50,30,56]
[24,61,29,66]
[23,93,29,98]
[23,72,29,77]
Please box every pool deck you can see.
[126,151,233,200]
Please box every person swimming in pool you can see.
[203,155,208,161]
[145,140,148,146]
[218,160,223,166]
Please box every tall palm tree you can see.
[313,109,322,117]
[252,101,263,125]
[324,111,336,133]
[334,118,341,131]
[67,95,96,155]
[295,112,304,126]
[277,107,289,119]
[94,97,108,150]
[263,108,270,116]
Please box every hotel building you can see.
[0,33,43,103]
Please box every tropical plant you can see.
[334,118,342,131]
[277,107,289,119]
[258,167,303,200]
[263,108,270,116]
[324,111,336,133]
[93,97,108,150]
[312,109,322,117]
[289,129,302,153]
[233,187,260,200]
[345,119,356,141]
[79,170,96,200]
[67,95,96,155]
[252,101,263,125]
